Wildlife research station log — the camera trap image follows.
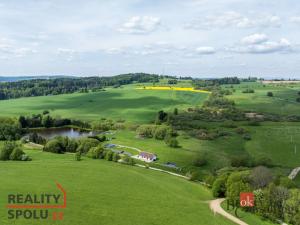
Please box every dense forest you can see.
[193,77,241,88]
[0,73,162,100]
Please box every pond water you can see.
[36,128,97,139]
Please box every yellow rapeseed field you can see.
[136,86,211,93]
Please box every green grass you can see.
[245,122,300,168]
[0,85,208,123]
[109,121,300,173]
[293,173,300,186]
[221,201,276,225]
[0,149,234,225]
[108,129,247,170]
[224,82,300,115]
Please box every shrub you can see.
[75,151,81,161]
[254,156,273,167]
[225,171,251,202]
[279,177,296,189]
[21,154,32,161]
[193,152,208,167]
[267,92,274,97]
[136,125,155,138]
[174,108,178,115]
[204,175,216,186]
[230,154,253,167]
[112,152,120,162]
[97,135,107,142]
[153,126,170,140]
[242,89,255,93]
[243,133,252,140]
[9,147,25,161]
[222,120,237,128]
[65,139,78,153]
[247,120,261,126]
[43,139,65,154]
[77,138,100,154]
[122,155,135,165]
[186,170,199,181]
[92,120,114,131]
[165,136,179,148]
[155,110,168,124]
[87,146,104,159]
[28,132,46,145]
[212,174,228,197]
[105,150,113,161]
[0,142,17,160]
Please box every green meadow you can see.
[0,149,234,225]
[0,85,208,123]
[0,80,299,225]
[225,82,300,115]
[109,129,245,170]
[245,122,300,168]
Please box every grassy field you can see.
[107,129,246,170]
[0,149,234,225]
[224,82,300,115]
[105,121,300,176]
[245,122,300,168]
[0,85,208,123]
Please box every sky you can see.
[0,0,300,78]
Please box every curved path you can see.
[209,198,248,225]
[288,167,300,179]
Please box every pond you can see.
[35,127,97,139]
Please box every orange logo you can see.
[240,192,254,207]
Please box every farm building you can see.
[137,152,157,162]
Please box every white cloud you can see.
[185,11,281,29]
[105,47,125,55]
[245,39,291,53]
[118,16,161,34]
[14,48,36,57]
[0,38,36,58]
[56,48,77,61]
[241,33,268,45]
[57,48,76,54]
[290,16,300,24]
[195,46,216,54]
[230,35,291,54]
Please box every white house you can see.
[137,152,157,163]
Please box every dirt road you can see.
[209,198,248,225]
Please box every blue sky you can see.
[0,0,299,78]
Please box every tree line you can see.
[0,73,162,100]
[193,77,240,88]
[18,111,90,129]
